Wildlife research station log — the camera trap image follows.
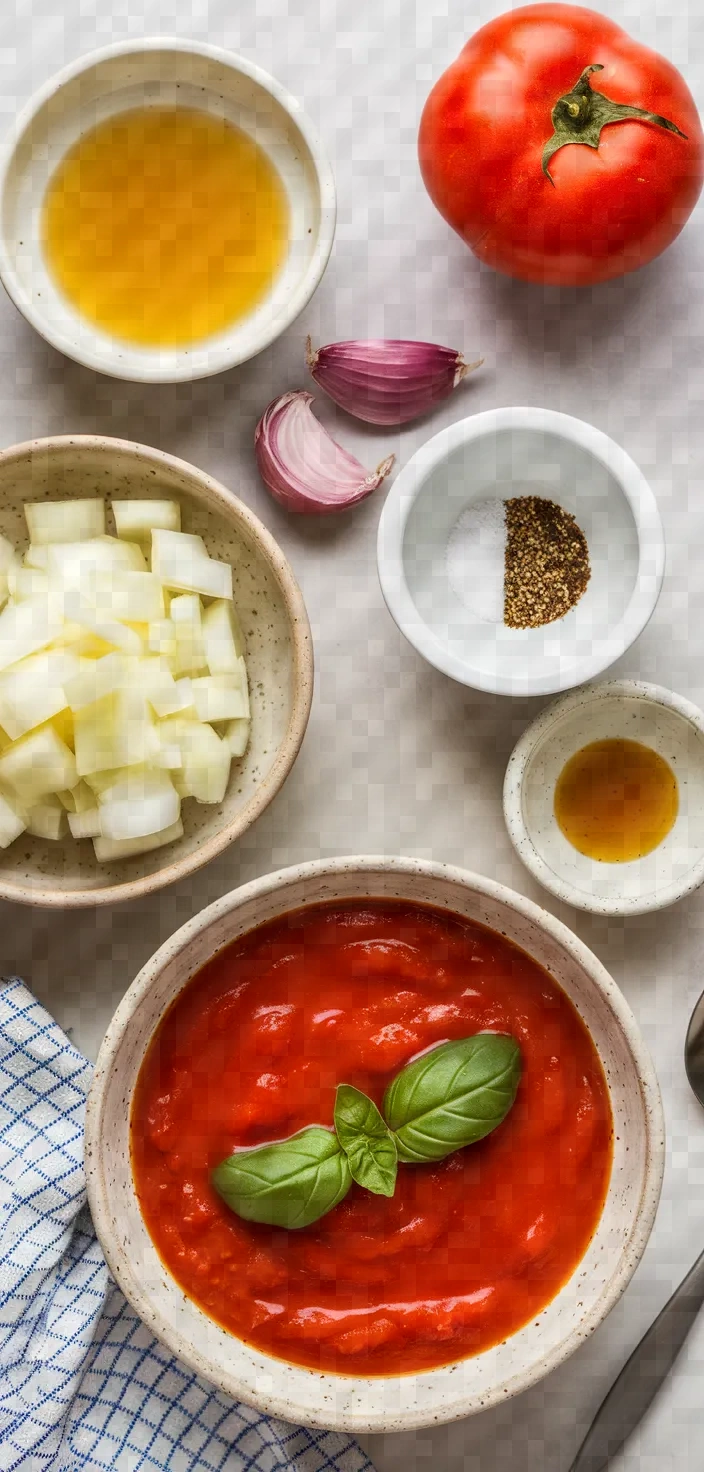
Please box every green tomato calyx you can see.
[542,64,687,185]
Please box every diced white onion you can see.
[25,499,105,545]
[113,499,181,541]
[152,529,233,600]
[0,790,26,848]
[0,725,78,803]
[0,496,246,860]
[0,536,18,574]
[202,599,244,674]
[168,594,207,677]
[68,807,102,839]
[47,537,147,583]
[98,769,180,841]
[225,717,251,759]
[192,672,250,723]
[0,648,82,740]
[27,796,68,841]
[8,567,49,601]
[74,690,158,776]
[93,817,184,863]
[0,598,61,672]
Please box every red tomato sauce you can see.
[131,901,613,1375]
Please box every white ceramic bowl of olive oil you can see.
[0,38,336,382]
[504,680,704,916]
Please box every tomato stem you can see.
[542,64,688,185]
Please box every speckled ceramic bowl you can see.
[85,856,664,1434]
[504,680,704,916]
[0,435,313,907]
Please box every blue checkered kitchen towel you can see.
[0,978,376,1472]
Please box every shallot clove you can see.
[306,337,483,426]
[254,390,394,515]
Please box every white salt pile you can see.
[445,498,507,623]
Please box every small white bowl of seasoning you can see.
[0,38,335,382]
[376,407,665,697]
[503,680,704,916]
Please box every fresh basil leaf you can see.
[333,1083,398,1197]
[383,1034,522,1164]
[211,1126,352,1229]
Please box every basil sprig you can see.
[383,1034,522,1164]
[334,1084,398,1197]
[211,1126,351,1230]
[212,1032,522,1231]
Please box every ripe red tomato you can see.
[418,3,704,286]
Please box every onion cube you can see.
[202,600,245,674]
[0,648,82,740]
[113,499,181,541]
[0,598,61,672]
[169,595,206,677]
[0,725,78,803]
[93,817,184,863]
[0,791,26,848]
[28,797,68,840]
[152,529,232,600]
[8,567,49,601]
[47,537,147,584]
[191,673,249,723]
[171,720,231,804]
[65,653,130,711]
[98,770,180,841]
[147,619,177,657]
[25,499,105,545]
[225,717,251,759]
[84,571,165,625]
[61,591,143,655]
[68,807,102,839]
[24,545,49,571]
[74,690,157,776]
[0,535,18,573]
[57,779,96,813]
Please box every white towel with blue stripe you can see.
[0,977,376,1472]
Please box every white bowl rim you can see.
[376,406,665,697]
[85,853,665,1433]
[0,432,314,908]
[503,677,704,916]
[0,36,337,383]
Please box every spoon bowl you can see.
[569,984,704,1470]
[685,987,704,1105]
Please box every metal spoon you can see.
[568,988,704,1471]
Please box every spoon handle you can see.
[569,1246,704,1471]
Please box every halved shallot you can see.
[306,338,483,425]
[254,391,394,514]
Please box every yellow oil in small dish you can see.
[41,106,289,347]
[554,738,678,863]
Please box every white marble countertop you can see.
[1,0,704,1467]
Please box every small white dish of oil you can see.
[504,680,704,916]
[0,38,335,382]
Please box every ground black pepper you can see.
[504,496,591,629]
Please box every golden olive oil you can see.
[554,737,678,863]
[42,106,289,347]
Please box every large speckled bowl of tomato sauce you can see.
[85,857,664,1433]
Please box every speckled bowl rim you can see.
[0,434,313,909]
[376,407,665,697]
[503,679,704,916]
[0,37,336,383]
[85,855,665,1433]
